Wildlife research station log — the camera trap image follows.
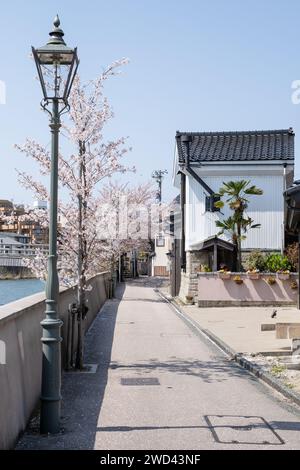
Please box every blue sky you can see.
[1,0,300,204]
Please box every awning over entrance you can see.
[190,236,235,272]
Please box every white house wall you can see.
[186,169,285,251]
[152,237,172,267]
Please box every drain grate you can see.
[121,377,160,386]
[204,415,284,445]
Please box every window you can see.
[205,195,220,212]
[156,237,165,247]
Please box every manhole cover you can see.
[121,377,160,386]
[204,415,284,445]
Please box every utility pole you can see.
[151,170,168,277]
[152,169,168,204]
[152,169,168,236]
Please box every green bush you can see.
[245,251,267,272]
[265,253,291,273]
[245,251,292,272]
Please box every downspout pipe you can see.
[179,134,193,271]
[282,163,287,254]
[180,171,186,270]
[283,163,287,191]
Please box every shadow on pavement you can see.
[124,276,169,289]
[107,356,257,384]
[16,283,126,450]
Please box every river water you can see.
[0,279,45,306]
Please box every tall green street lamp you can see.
[32,15,79,434]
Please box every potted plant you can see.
[266,276,276,285]
[201,264,211,273]
[246,269,260,280]
[185,295,194,305]
[233,275,243,284]
[277,270,290,281]
[218,269,231,280]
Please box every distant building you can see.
[151,234,173,277]
[0,232,29,244]
[0,200,48,244]
[0,200,13,216]
[0,232,30,255]
[33,200,47,210]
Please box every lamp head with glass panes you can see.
[32,15,79,106]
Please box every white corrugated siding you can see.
[186,173,284,251]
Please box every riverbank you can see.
[0,267,34,280]
[0,274,36,280]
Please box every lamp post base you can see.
[40,305,63,433]
[40,397,61,435]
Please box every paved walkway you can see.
[17,279,300,450]
[173,302,300,355]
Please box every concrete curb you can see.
[155,289,300,408]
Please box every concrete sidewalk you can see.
[167,294,300,355]
[183,305,300,355]
[16,279,300,450]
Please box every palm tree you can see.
[215,180,263,271]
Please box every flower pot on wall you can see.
[185,295,194,305]
[277,273,290,281]
[218,272,231,280]
[247,272,260,280]
[233,275,243,284]
[290,281,298,290]
[266,276,276,285]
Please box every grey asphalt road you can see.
[17,278,300,450]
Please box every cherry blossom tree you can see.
[96,181,157,278]
[15,59,134,369]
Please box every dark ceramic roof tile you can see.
[176,129,295,164]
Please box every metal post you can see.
[40,99,62,434]
[170,243,175,297]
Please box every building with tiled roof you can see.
[173,128,295,300]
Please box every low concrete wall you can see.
[198,273,298,307]
[0,271,110,450]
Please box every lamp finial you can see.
[47,14,66,46]
[53,14,60,28]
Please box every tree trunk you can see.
[75,140,87,370]
[232,243,238,272]
[237,223,242,272]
